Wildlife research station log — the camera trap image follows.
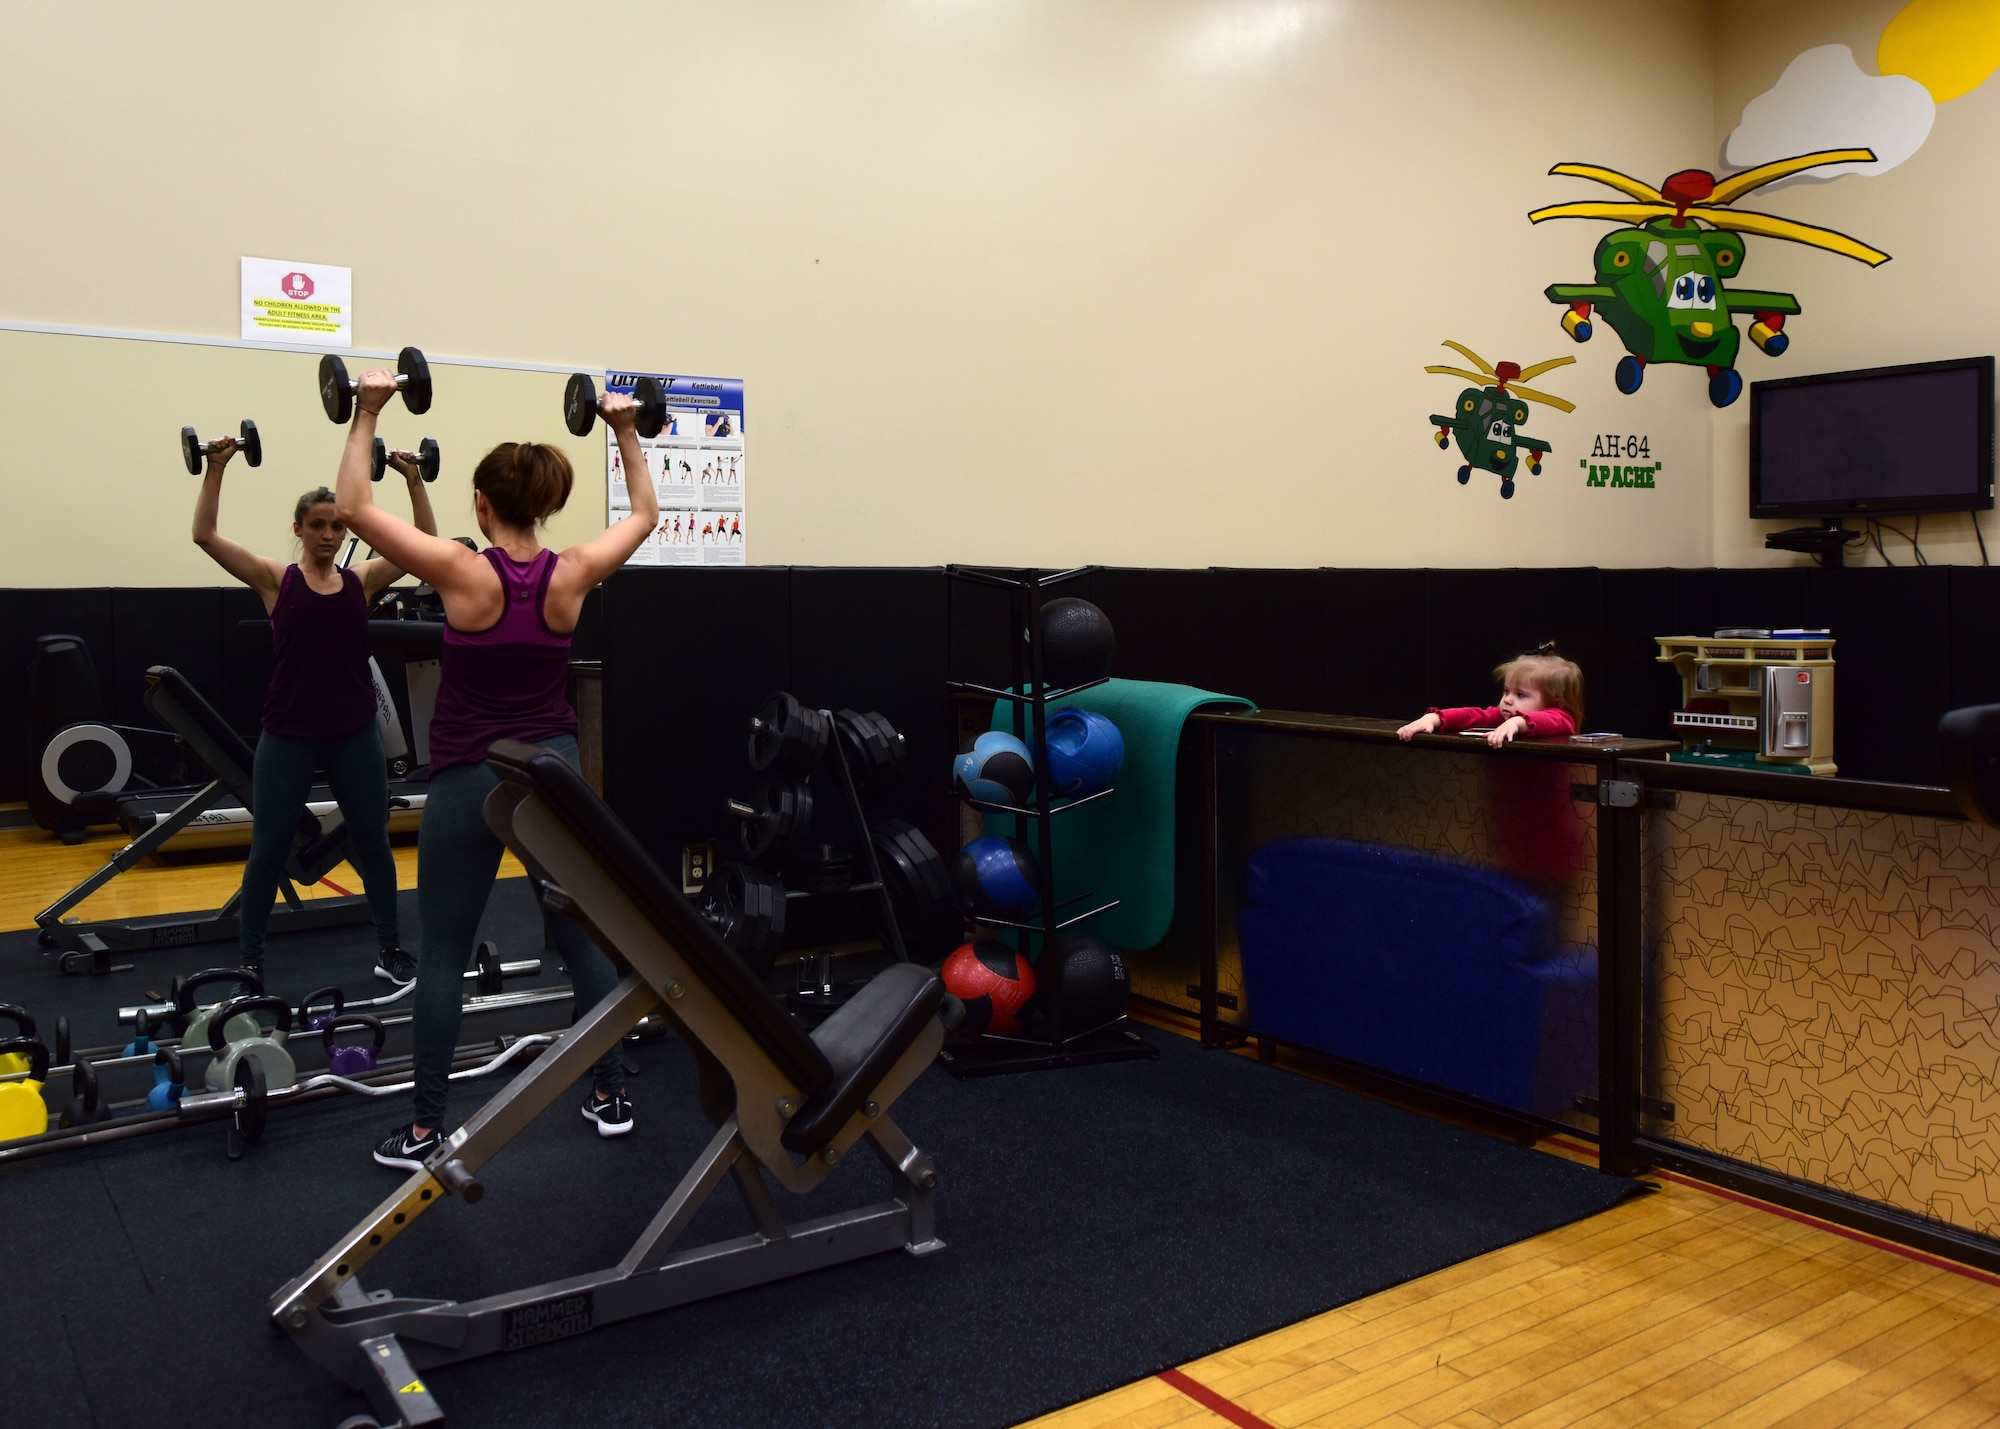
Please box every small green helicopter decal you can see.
[1530,148,1891,408]
[1426,342,1575,500]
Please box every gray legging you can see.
[411,734,620,1127]
[241,723,401,968]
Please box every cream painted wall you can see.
[1708,0,2000,568]
[0,331,605,586]
[0,0,1721,583]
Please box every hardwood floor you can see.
[0,821,523,934]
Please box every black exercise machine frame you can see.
[270,742,952,1428]
[1184,712,2000,1275]
[35,665,374,975]
[940,564,1157,1076]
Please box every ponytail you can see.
[472,443,573,528]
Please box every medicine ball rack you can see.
[940,564,1158,1077]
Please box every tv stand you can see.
[1765,518,1865,567]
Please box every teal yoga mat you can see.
[988,678,1254,951]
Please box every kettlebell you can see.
[0,1006,37,1075]
[178,968,265,1053]
[146,1048,185,1112]
[122,1009,157,1060]
[322,1014,386,1078]
[0,1036,51,1142]
[299,986,345,1032]
[63,1055,114,1128]
[205,994,296,1093]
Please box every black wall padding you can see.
[0,590,116,802]
[1314,570,1428,719]
[1948,567,2000,713]
[572,587,606,663]
[947,575,1017,693]
[1091,569,1218,693]
[1208,569,1350,714]
[1594,569,1682,740]
[219,588,275,738]
[1716,567,1810,632]
[7,561,1997,812]
[599,568,793,860]
[1807,566,1952,785]
[787,567,952,858]
[1421,568,1601,719]
[109,588,225,731]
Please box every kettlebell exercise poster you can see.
[603,370,747,566]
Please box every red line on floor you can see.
[1156,1368,1279,1428]
[317,876,355,897]
[1539,1133,2000,1289]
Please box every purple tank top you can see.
[263,565,377,739]
[427,547,577,773]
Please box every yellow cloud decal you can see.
[1879,0,2000,103]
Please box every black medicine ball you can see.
[1039,598,1115,689]
[1042,932,1129,1029]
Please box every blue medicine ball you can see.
[1043,709,1124,797]
[950,835,1041,919]
[953,731,1035,806]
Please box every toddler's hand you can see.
[1396,713,1439,742]
[1485,715,1527,747]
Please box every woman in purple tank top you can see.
[191,434,439,979]
[332,366,657,1171]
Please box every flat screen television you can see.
[1749,355,1994,518]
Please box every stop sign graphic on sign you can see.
[281,272,315,299]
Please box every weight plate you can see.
[238,419,262,467]
[747,692,827,776]
[180,426,202,476]
[632,375,667,439]
[234,1054,268,1144]
[318,354,353,424]
[563,372,597,436]
[417,436,440,482]
[370,436,388,483]
[398,346,434,415]
[474,940,501,996]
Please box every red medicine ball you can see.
[941,939,1037,1037]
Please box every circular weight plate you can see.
[397,347,434,415]
[39,723,132,805]
[747,692,822,775]
[318,354,352,424]
[474,940,501,996]
[417,436,440,482]
[563,372,597,436]
[234,1054,268,1143]
[632,376,666,439]
[238,419,262,467]
[370,436,388,483]
[180,426,202,476]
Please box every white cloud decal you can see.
[1724,44,1935,185]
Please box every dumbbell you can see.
[319,346,433,424]
[563,372,667,439]
[180,420,263,475]
[371,436,440,483]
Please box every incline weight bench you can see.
[36,664,373,974]
[270,739,955,1428]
